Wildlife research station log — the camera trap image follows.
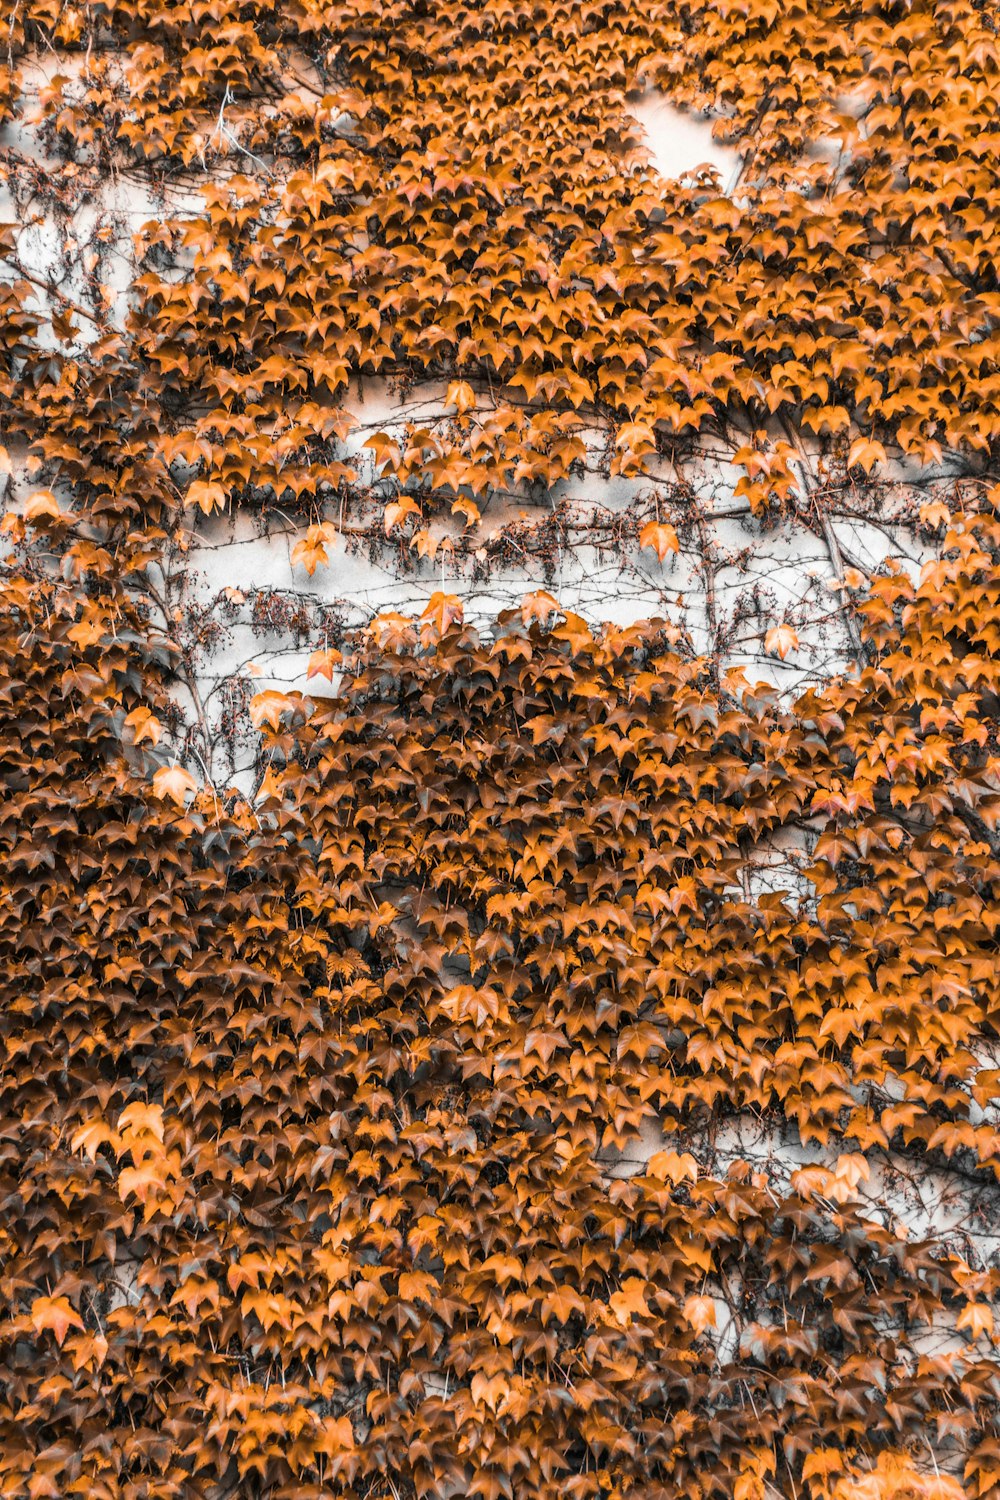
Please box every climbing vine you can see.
[3,1,1000,1497]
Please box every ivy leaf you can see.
[70,1118,117,1161]
[919,500,951,530]
[683,1295,717,1335]
[410,527,439,559]
[124,705,162,747]
[117,1160,167,1205]
[765,623,799,659]
[609,1277,649,1326]
[249,690,298,731]
[368,611,417,650]
[151,765,197,806]
[958,1303,995,1340]
[647,1149,698,1185]
[520,590,559,627]
[363,432,402,473]
[307,647,341,681]
[541,1285,586,1324]
[419,592,464,641]
[639,519,679,562]
[384,496,421,534]
[445,379,476,414]
[451,497,481,527]
[291,522,338,575]
[24,490,72,526]
[30,1296,84,1347]
[847,436,887,474]
[118,1102,165,1144]
[185,480,227,514]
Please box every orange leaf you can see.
[291,522,338,576]
[151,765,196,806]
[520,590,558,627]
[764,623,799,659]
[847,436,886,474]
[117,1160,166,1205]
[249,690,298,731]
[185,480,227,515]
[410,527,439,560]
[609,1277,649,1326]
[24,490,70,525]
[647,1149,698,1185]
[451,497,481,527]
[384,496,421,533]
[124,706,162,747]
[957,1302,994,1340]
[30,1296,84,1347]
[445,379,476,414]
[919,500,951,530]
[639,520,679,562]
[420,592,464,640]
[307,647,342,681]
[118,1102,165,1144]
[70,1119,117,1161]
[683,1294,716,1335]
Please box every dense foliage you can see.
[4,504,1000,1497]
[3,0,1000,1496]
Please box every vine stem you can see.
[16,267,103,327]
[781,419,863,659]
[672,450,718,652]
